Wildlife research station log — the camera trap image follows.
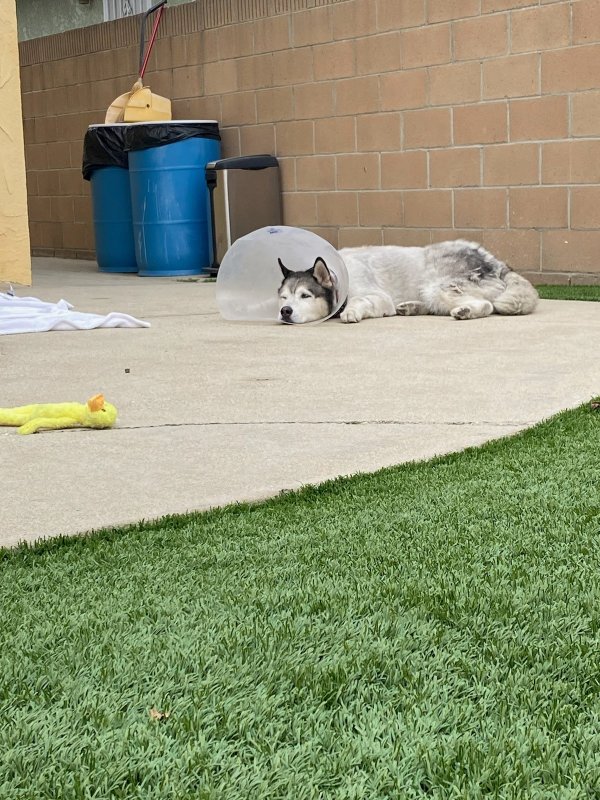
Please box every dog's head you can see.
[277,257,335,324]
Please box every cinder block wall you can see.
[18,0,600,283]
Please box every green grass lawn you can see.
[1,403,599,799]
[536,284,600,301]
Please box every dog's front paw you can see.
[340,307,362,323]
[450,305,473,320]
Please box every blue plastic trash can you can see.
[125,121,221,276]
[83,124,137,273]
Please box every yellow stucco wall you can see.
[0,0,31,286]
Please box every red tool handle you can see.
[139,0,167,80]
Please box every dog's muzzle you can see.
[280,305,293,322]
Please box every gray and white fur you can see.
[278,240,539,324]
[278,257,336,324]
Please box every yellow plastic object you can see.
[105,80,172,124]
[0,394,118,435]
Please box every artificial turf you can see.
[536,284,600,302]
[1,402,599,798]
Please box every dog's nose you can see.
[280,306,293,319]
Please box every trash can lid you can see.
[89,120,219,128]
[206,154,278,171]
[124,119,219,125]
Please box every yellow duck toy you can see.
[0,394,117,435]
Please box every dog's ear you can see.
[278,258,292,279]
[312,257,333,288]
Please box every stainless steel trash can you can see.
[205,154,282,275]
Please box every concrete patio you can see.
[1,256,599,548]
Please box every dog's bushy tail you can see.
[493,271,539,315]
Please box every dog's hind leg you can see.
[340,292,396,323]
[395,300,428,316]
[449,298,494,320]
[425,283,494,320]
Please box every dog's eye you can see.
[300,293,312,300]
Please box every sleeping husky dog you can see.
[278,240,538,324]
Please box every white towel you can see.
[0,293,150,335]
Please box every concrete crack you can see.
[3,419,532,437]
[118,420,531,430]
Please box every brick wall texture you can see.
[18,0,600,283]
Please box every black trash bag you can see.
[82,125,129,181]
[124,121,221,152]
